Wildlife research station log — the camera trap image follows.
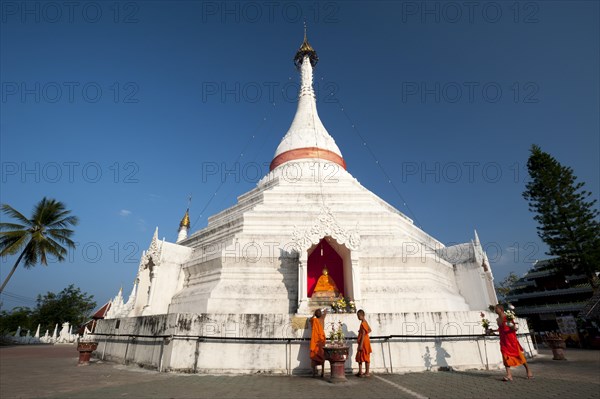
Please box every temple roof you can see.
[270,33,345,171]
[91,302,111,319]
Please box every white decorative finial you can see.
[303,20,307,41]
[150,228,158,246]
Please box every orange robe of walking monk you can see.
[494,304,533,381]
[355,319,372,363]
[310,310,326,366]
[499,316,527,367]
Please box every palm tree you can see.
[0,198,78,294]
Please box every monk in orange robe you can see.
[355,309,372,377]
[310,308,327,377]
[494,304,533,381]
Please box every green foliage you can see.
[495,272,520,302]
[32,284,96,331]
[523,145,600,287]
[0,307,34,334]
[0,285,95,334]
[0,197,78,293]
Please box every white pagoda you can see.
[98,33,533,374]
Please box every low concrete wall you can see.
[93,312,536,374]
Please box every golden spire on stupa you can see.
[179,195,192,229]
[179,209,190,228]
[294,21,318,68]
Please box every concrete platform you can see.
[1,344,599,398]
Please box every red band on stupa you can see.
[269,147,347,171]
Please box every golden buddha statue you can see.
[313,267,340,296]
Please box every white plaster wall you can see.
[93,312,536,374]
[170,254,295,314]
[454,261,493,310]
[145,242,192,315]
[133,268,150,315]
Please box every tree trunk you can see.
[0,249,27,294]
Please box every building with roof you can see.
[507,259,595,332]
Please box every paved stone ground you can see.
[1,344,599,398]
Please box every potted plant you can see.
[324,322,349,383]
[480,312,493,335]
[347,298,356,313]
[76,337,98,366]
[544,332,567,360]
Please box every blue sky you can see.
[1,1,598,312]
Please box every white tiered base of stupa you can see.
[164,161,492,316]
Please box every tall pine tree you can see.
[523,145,600,287]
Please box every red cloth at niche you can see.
[307,239,344,297]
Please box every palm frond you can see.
[0,230,31,239]
[32,197,57,225]
[42,236,68,261]
[2,198,77,270]
[0,233,29,256]
[1,204,31,226]
[0,222,27,231]
[22,246,38,268]
[46,229,76,248]
[46,216,79,229]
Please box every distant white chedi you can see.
[3,322,78,345]
[96,33,534,373]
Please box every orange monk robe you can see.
[310,317,325,364]
[498,316,527,367]
[355,320,372,363]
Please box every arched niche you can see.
[307,237,346,297]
